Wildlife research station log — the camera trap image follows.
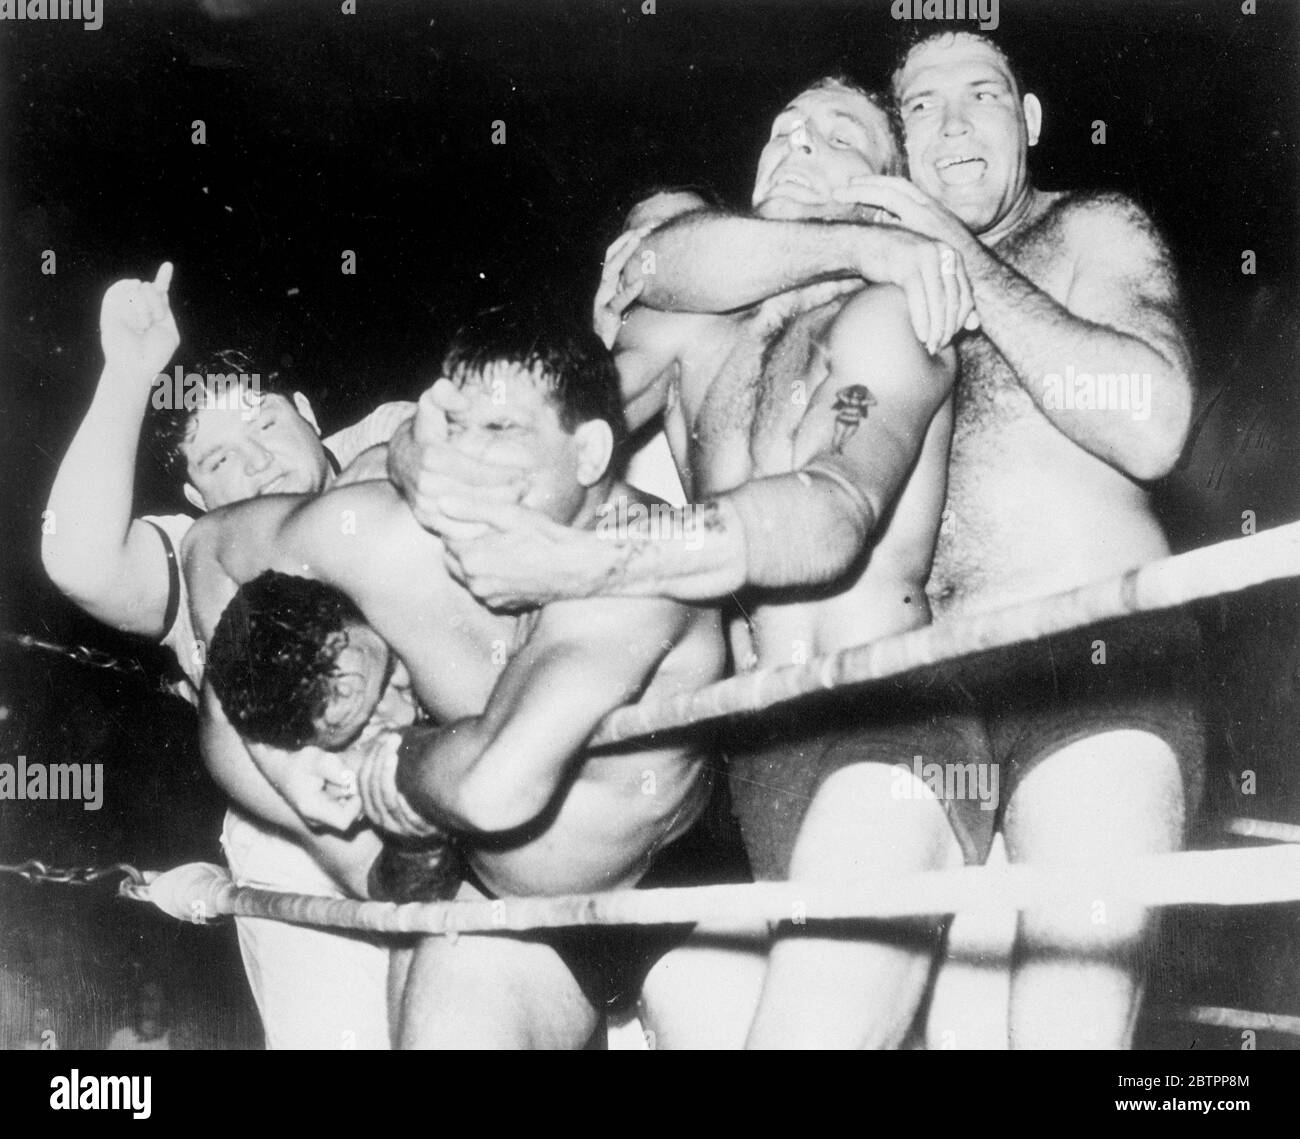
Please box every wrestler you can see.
[184,310,745,1049]
[387,78,975,1049]
[558,32,1203,1048]
[877,28,1202,1049]
[40,265,416,1048]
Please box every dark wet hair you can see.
[207,571,364,750]
[146,348,294,483]
[441,304,628,454]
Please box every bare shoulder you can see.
[1052,190,1174,265]
[827,283,955,388]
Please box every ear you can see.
[183,483,207,512]
[292,392,322,435]
[574,419,615,487]
[1022,93,1042,148]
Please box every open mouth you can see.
[769,168,820,195]
[934,154,987,186]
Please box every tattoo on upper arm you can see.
[831,385,877,452]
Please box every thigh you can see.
[640,921,768,1050]
[1004,729,1185,864]
[400,919,599,1050]
[234,917,392,1050]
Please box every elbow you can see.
[1126,384,1193,482]
[41,537,104,608]
[451,778,547,836]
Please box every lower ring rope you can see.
[592,520,1300,747]
[122,845,1300,937]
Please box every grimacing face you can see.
[446,363,606,524]
[182,389,331,510]
[895,35,1041,235]
[752,85,898,221]
[311,622,402,751]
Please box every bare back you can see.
[189,481,725,897]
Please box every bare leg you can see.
[1004,730,1184,1049]
[398,883,598,1049]
[640,921,768,1049]
[745,763,964,1049]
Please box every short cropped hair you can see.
[207,570,364,750]
[888,26,1031,102]
[802,74,905,175]
[147,348,292,483]
[441,305,629,453]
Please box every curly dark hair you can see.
[146,348,292,484]
[207,571,364,749]
[440,305,629,455]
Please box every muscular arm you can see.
[395,597,685,834]
[444,285,954,607]
[964,193,1193,480]
[42,269,180,636]
[626,210,870,313]
[199,685,382,898]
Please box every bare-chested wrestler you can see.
[385,77,985,1049]
[41,265,415,1048]
[183,311,748,1049]
[560,31,1204,1048]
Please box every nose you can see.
[940,104,972,138]
[788,121,814,155]
[242,441,273,474]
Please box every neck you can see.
[978,183,1041,247]
[570,480,614,532]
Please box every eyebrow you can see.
[901,72,1013,101]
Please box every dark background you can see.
[0,0,1297,1049]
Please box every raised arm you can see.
[42,264,180,636]
[393,596,686,834]
[438,285,954,608]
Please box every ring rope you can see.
[591,520,1300,746]
[121,844,1300,936]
